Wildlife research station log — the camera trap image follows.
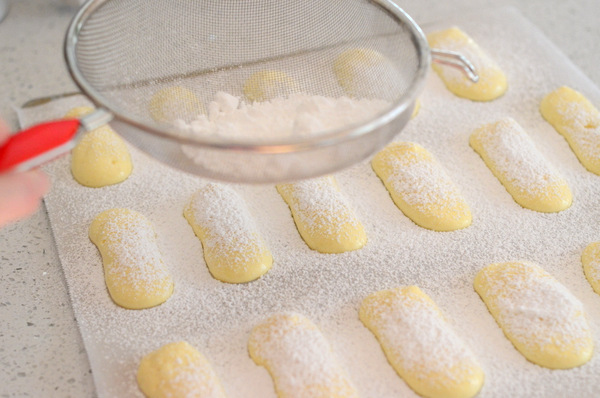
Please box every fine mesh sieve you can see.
[64,0,431,183]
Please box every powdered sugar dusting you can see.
[472,118,565,195]
[277,177,362,244]
[384,145,467,215]
[26,7,600,398]
[186,183,265,267]
[92,209,171,299]
[476,262,591,351]
[362,288,480,385]
[555,100,600,159]
[248,313,357,397]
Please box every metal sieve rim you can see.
[64,0,431,153]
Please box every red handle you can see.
[0,119,81,173]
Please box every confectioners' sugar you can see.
[389,154,464,209]
[280,177,360,236]
[89,208,173,310]
[25,7,600,398]
[187,184,262,260]
[477,262,590,349]
[366,292,475,375]
[359,286,484,398]
[276,176,367,253]
[248,313,358,397]
[137,341,227,398]
[184,183,273,283]
[99,211,169,288]
[556,101,600,157]
[472,118,564,194]
[474,261,593,369]
[540,86,600,175]
[177,92,390,140]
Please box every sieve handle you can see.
[0,119,81,173]
[431,49,479,83]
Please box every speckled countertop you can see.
[1,0,600,397]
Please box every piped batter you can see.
[89,208,174,309]
[474,261,593,369]
[243,70,299,102]
[427,27,507,101]
[276,176,367,253]
[65,106,132,188]
[540,86,600,175]
[334,47,402,100]
[372,141,472,231]
[582,241,600,295]
[148,86,205,123]
[248,313,358,398]
[470,117,572,212]
[184,183,273,284]
[360,286,485,398]
[137,341,227,398]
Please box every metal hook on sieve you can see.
[431,49,479,83]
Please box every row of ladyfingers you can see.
[135,260,594,398]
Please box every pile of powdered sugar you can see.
[25,7,600,398]
[175,91,390,140]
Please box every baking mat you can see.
[19,7,600,397]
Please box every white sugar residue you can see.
[558,101,600,158]
[475,118,564,194]
[249,313,353,395]
[168,361,223,398]
[187,184,264,264]
[368,292,479,383]
[100,211,170,293]
[282,177,360,237]
[481,262,590,349]
[176,91,390,140]
[388,153,466,213]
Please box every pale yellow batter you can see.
[333,47,400,100]
[411,98,421,119]
[89,208,174,310]
[248,313,358,398]
[184,184,273,284]
[372,142,472,231]
[540,86,600,175]
[65,106,132,188]
[474,261,593,369]
[148,86,205,123]
[137,341,227,398]
[276,176,367,253]
[243,70,299,102]
[582,241,600,295]
[470,118,572,212]
[427,27,507,101]
[360,286,485,398]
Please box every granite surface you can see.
[1,0,599,396]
